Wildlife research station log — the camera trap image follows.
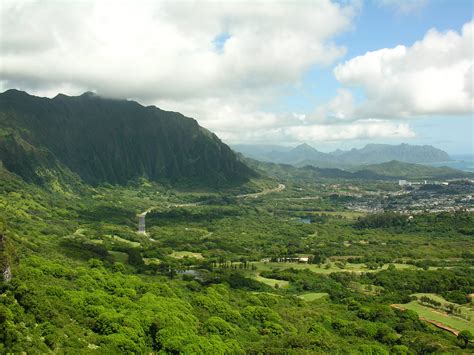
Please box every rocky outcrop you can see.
[0,233,11,282]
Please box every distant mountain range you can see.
[232,143,452,168]
[245,158,473,182]
[0,90,255,187]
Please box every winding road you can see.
[236,183,286,199]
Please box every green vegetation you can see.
[298,293,329,301]
[0,90,254,187]
[458,330,473,348]
[356,160,473,180]
[395,302,474,334]
[248,261,417,276]
[170,251,204,259]
[246,156,473,184]
[234,142,452,167]
[252,275,289,289]
[1,99,473,353]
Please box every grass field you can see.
[170,251,204,259]
[396,301,474,334]
[298,293,328,301]
[252,274,289,289]
[250,261,416,275]
[143,257,161,265]
[412,293,474,320]
[108,251,128,263]
[111,235,141,247]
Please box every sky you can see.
[0,0,473,154]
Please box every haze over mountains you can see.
[233,143,452,168]
[0,90,254,187]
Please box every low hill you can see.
[354,160,473,180]
[245,157,472,182]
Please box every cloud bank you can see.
[1,1,353,98]
[333,20,474,119]
[0,1,471,144]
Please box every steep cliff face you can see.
[0,90,255,186]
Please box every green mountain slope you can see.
[245,157,472,182]
[0,90,254,186]
[355,160,473,180]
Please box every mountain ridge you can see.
[232,142,452,168]
[0,89,255,187]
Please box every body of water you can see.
[426,154,474,173]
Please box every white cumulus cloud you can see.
[217,119,415,144]
[0,0,454,145]
[333,20,474,119]
[0,0,354,101]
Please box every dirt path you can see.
[419,317,460,336]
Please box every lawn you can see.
[253,274,289,289]
[395,301,474,334]
[250,261,416,275]
[412,293,474,320]
[298,293,328,301]
[170,251,204,259]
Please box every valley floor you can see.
[1,169,473,353]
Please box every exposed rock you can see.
[0,233,11,282]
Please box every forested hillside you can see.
[0,90,254,186]
[1,166,473,353]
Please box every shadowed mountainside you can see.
[0,90,255,187]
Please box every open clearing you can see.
[170,251,204,259]
[394,301,474,334]
[252,274,289,288]
[250,261,417,275]
[412,293,474,320]
[298,293,328,301]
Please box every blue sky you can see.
[276,0,473,154]
[1,0,472,154]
